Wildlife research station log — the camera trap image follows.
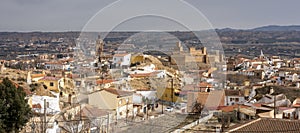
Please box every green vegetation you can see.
[0,78,31,132]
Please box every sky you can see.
[0,0,299,32]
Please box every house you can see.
[129,73,153,79]
[88,88,133,119]
[112,53,131,68]
[27,71,46,84]
[136,90,157,100]
[150,70,166,78]
[291,58,300,69]
[226,118,300,133]
[133,91,158,116]
[281,107,300,120]
[218,104,257,120]
[257,94,291,107]
[80,105,114,132]
[156,86,182,103]
[129,70,166,79]
[197,82,214,92]
[96,79,114,89]
[292,98,300,108]
[44,62,64,70]
[38,76,62,92]
[28,92,60,114]
[132,93,145,115]
[187,90,225,113]
[225,90,246,106]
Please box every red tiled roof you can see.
[39,76,61,81]
[219,104,248,112]
[67,74,80,79]
[130,73,153,78]
[252,103,262,107]
[104,88,133,97]
[227,118,300,133]
[96,79,114,85]
[32,104,42,109]
[114,53,129,57]
[31,74,45,78]
[198,82,213,88]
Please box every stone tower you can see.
[96,35,104,62]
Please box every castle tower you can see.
[96,35,104,62]
[176,41,183,52]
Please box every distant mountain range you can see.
[252,25,300,31]
[219,25,300,32]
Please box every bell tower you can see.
[96,35,104,62]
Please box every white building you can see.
[112,53,131,68]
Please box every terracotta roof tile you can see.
[96,79,114,85]
[198,82,213,88]
[227,118,300,133]
[104,88,133,97]
[130,73,153,78]
[219,104,248,112]
[32,104,42,109]
[39,76,61,81]
[31,74,46,78]
[114,53,129,57]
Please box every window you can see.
[235,98,239,102]
[50,82,54,86]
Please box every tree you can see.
[0,78,32,132]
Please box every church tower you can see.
[259,50,265,59]
[96,35,104,63]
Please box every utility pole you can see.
[161,101,164,114]
[221,111,224,132]
[237,104,241,121]
[79,104,82,120]
[43,99,47,133]
[146,100,149,120]
[274,95,276,118]
[126,99,128,123]
[171,78,174,103]
[107,113,110,133]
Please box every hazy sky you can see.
[0,0,299,31]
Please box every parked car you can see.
[165,107,173,112]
